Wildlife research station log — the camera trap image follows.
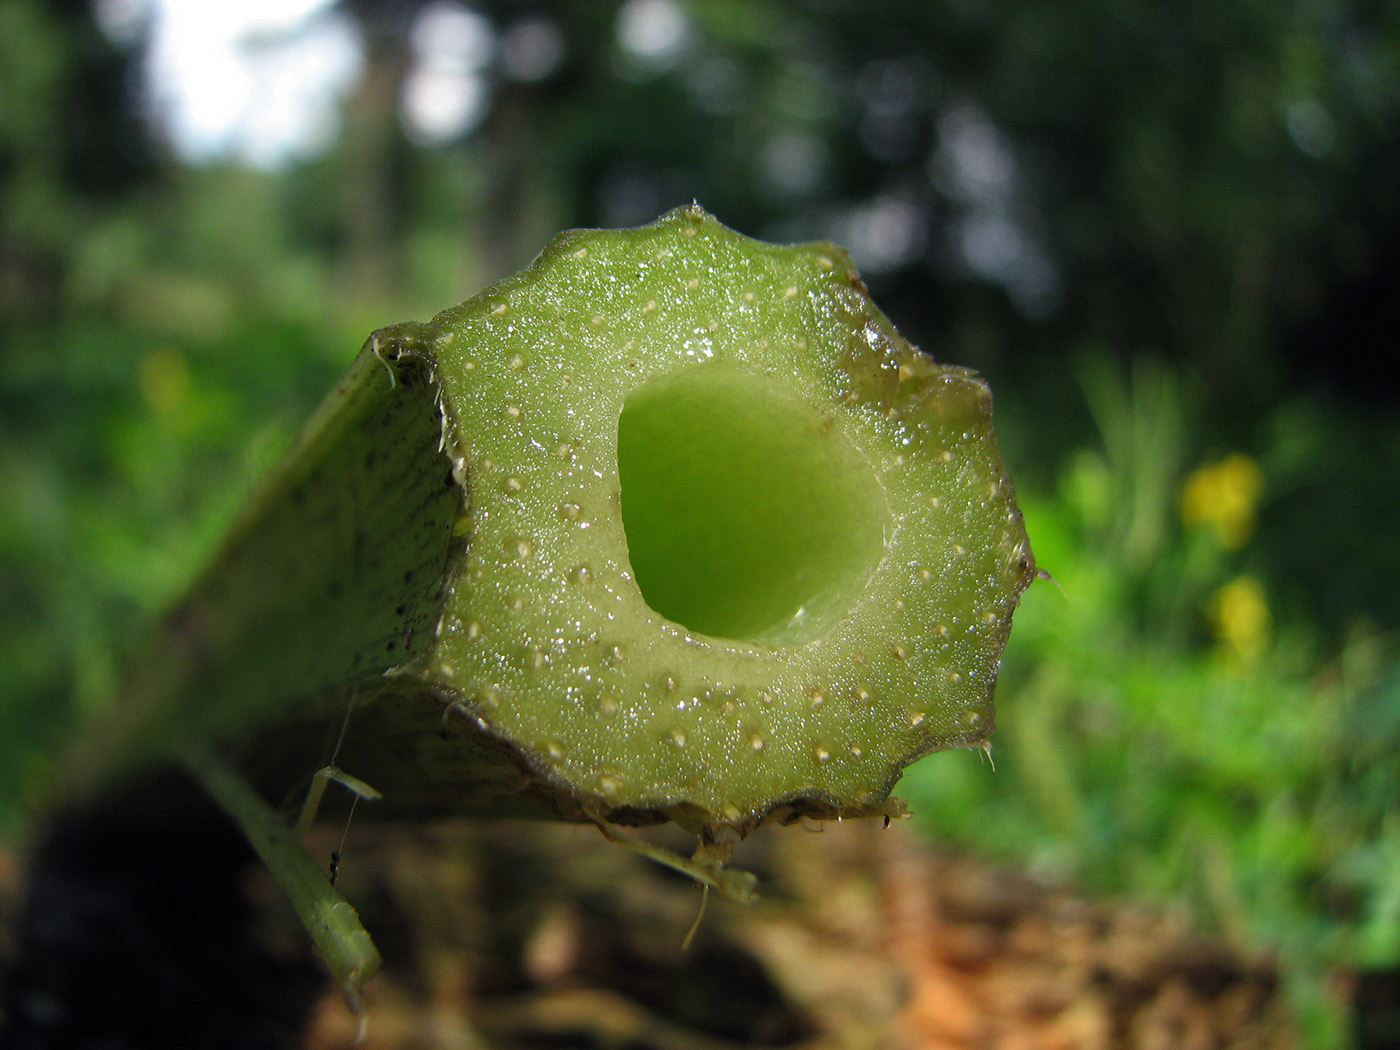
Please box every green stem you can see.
[61,209,1032,995]
[68,331,462,795]
[184,749,381,1021]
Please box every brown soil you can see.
[299,818,1298,1050]
[0,775,1299,1049]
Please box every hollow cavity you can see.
[617,365,890,645]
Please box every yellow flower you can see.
[1210,575,1273,669]
[1180,453,1263,549]
[138,346,193,417]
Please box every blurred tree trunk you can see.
[475,82,561,285]
[335,0,421,305]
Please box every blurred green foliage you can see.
[2,0,1398,1043]
[903,359,1400,1044]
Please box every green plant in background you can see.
[900,356,1400,1046]
[65,207,1034,1007]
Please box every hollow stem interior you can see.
[617,365,890,646]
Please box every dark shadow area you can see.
[0,769,325,1050]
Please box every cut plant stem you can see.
[73,205,1034,912]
